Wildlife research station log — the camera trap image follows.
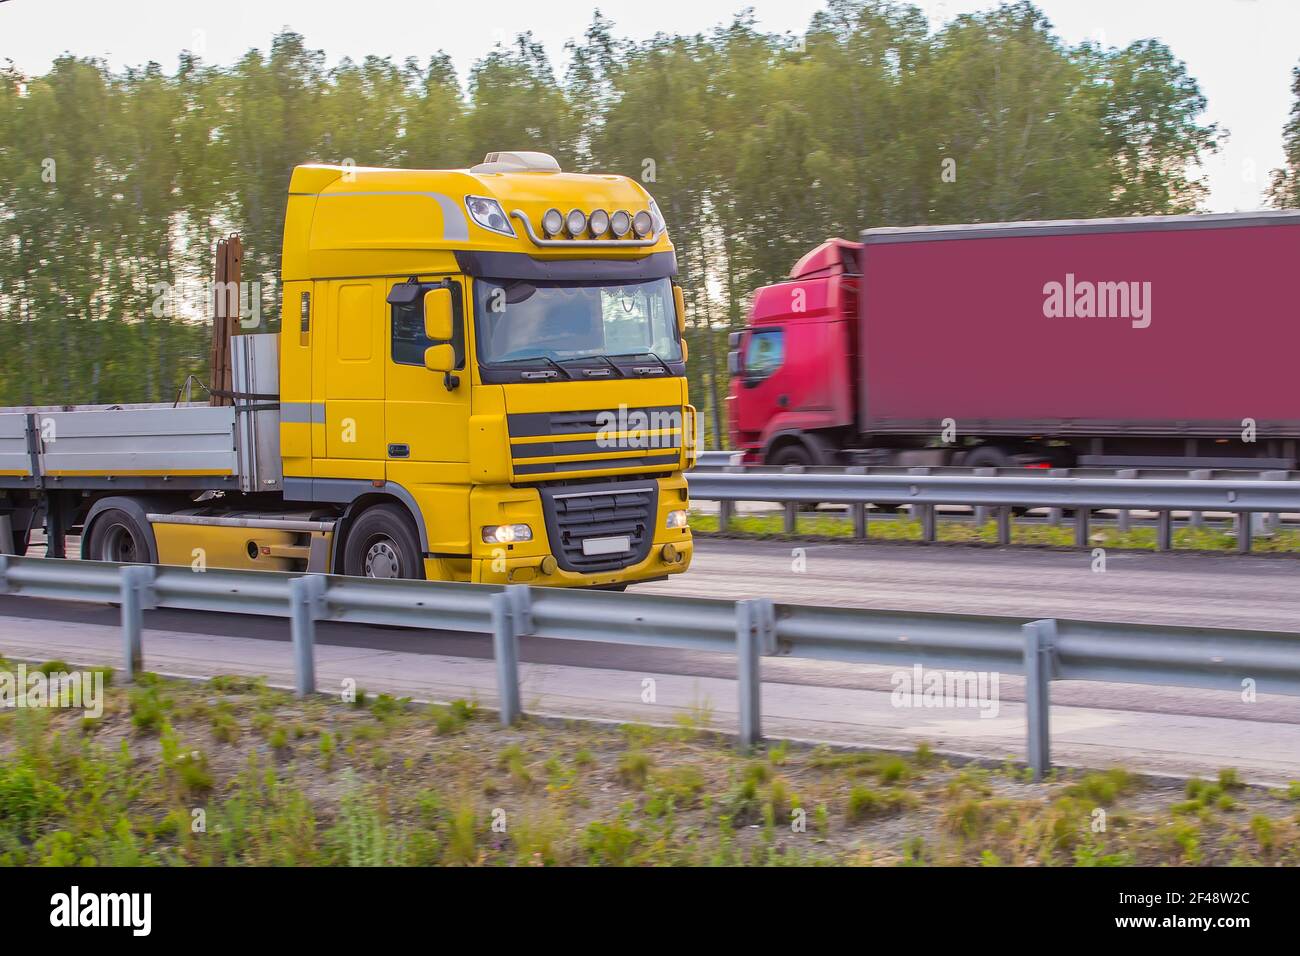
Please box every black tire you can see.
[768,444,821,511]
[86,508,151,563]
[768,443,812,468]
[963,446,1012,469]
[963,446,1034,516]
[342,503,424,580]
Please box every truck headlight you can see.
[665,510,688,529]
[482,524,533,544]
[465,195,515,237]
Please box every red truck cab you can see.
[728,239,860,465]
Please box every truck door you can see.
[384,276,471,467]
[735,326,786,434]
[322,279,386,472]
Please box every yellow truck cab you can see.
[0,151,696,589]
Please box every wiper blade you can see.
[494,355,572,379]
[612,350,673,376]
[584,354,627,378]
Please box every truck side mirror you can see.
[424,343,455,372]
[727,351,741,376]
[673,284,687,336]
[423,288,454,341]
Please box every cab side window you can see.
[743,328,784,387]
[389,280,466,368]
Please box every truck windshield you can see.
[473,277,682,366]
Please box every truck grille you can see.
[508,405,683,479]
[538,480,659,573]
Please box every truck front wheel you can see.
[343,504,424,580]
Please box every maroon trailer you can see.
[727,211,1300,470]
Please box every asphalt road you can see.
[2,537,1297,779]
[643,537,1300,632]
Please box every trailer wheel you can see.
[343,504,424,580]
[86,508,151,563]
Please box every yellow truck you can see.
[0,151,695,589]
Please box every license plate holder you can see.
[581,535,631,556]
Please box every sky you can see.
[2,0,1296,212]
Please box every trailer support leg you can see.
[44,492,68,559]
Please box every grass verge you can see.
[689,510,1300,553]
[1,663,1297,866]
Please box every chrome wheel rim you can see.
[363,539,401,578]
[99,523,139,563]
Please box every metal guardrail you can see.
[685,471,1300,552]
[2,554,1298,778]
[690,455,1299,482]
[695,450,744,468]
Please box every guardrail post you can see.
[973,467,993,527]
[1236,512,1253,554]
[1116,469,1136,532]
[491,591,522,726]
[0,515,13,556]
[1022,619,1057,781]
[1259,471,1285,537]
[782,464,802,533]
[996,506,1012,545]
[1048,469,1066,526]
[735,598,772,749]
[719,499,734,533]
[1188,469,1210,527]
[847,466,867,539]
[918,504,936,543]
[119,565,154,682]
[852,502,868,540]
[289,574,325,697]
[1073,508,1090,548]
[1156,511,1173,551]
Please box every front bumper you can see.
[467,474,693,587]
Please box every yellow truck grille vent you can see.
[507,406,683,478]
